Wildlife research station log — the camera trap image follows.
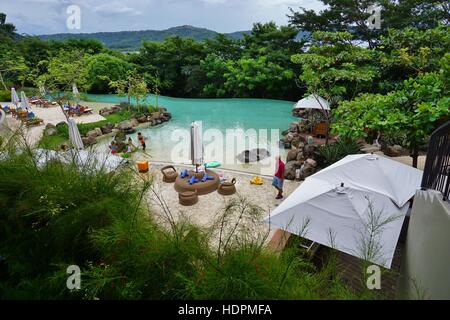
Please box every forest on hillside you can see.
[38,25,252,51]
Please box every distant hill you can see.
[39,25,252,51]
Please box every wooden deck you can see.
[273,216,411,299]
[313,216,410,298]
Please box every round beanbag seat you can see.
[179,190,198,206]
[218,178,237,196]
[162,165,178,183]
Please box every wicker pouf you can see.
[218,178,237,196]
[161,165,178,183]
[179,191,199,206]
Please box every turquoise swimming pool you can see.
[88,94,297,174]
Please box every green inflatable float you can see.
[205,161,221,169]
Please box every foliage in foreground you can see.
[0,140,366,300]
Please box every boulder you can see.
[237,148,271,163]
[299,164,316,180]
[385,145,409,157]
[137,115,148,123]
[361,144,381,154]
[286,149,300,162]
[296,151,305,162]
[86,130,99,140]
[45,123,55,129]
[94,127,103,137]
[291,135,306,149]
[101,123,114,135]
[284,132,295,143]
[45,127,57,136]
[118,120,133,131]
[82,136,95,146]
[99,108,113,116]
[130,118,140,127]
[284,161,303,180]
[289,122,300,133]
[305,158,317,168]
[303,144,318,159]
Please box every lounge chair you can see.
[17,110,28,121]
[25,113,43,127]
[80,106,93,114]
[161,165,178,183]
[0,106,10,114]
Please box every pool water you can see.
[88,94,297,174]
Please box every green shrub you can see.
[380,129,408,150]
[0,90,10,102]
[318,139,361,168]
[56,123,69,138]
[77,121,107,136]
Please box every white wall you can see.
[399,190,450,299]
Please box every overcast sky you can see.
[1,0,324,35]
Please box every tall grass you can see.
[0,133,362,300]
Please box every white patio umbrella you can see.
[68,118,84,150]
[39,84,46,96]
[20,91,31,110]
[72,83,80,104]
[11,87,20,107]
[73,150,126,172]
[190,121,204,172]
[264,178,409,269]
[312,154,423,207]
[293,94,330,111]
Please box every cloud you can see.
[202,0,227,4]
[92,1,142,16]
[2,0,324,35]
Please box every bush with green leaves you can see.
[317,139,361,168]
[0,136,365,300]
[0,90,10,102]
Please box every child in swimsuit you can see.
[137,132,146,151]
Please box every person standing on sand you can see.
[137,132,146,151]
[272,156,285,200]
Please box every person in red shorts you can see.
[272,156,285,200]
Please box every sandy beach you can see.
[0,100,112,145]
[144,162,301,246]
